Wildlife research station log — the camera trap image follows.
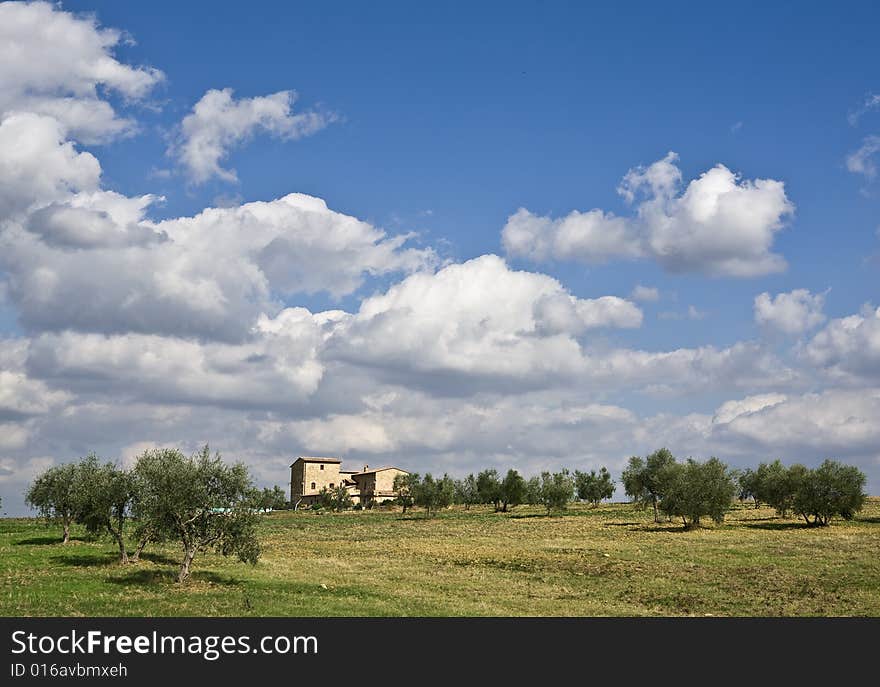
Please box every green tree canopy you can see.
[524,476,542,506]
[476,469,502,510]
[498,469,526,512]
[132,446,261,583]
[574,467,615,506]
[621,448,677,522]
[72,454,136,563]
[659,457,737,529]
[319,485,353,512]
[539,469,574,515]
[256,486,288,512]
[25,462,80,544]
[754,460,807,517]
[736,468,761,508]
[393,472,419,513]
[792,460,867,526]
[412,473,454,517]
[453,474,479,510]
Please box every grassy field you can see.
[2,498,879,617]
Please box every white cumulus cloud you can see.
[0,1,163,143]
[327,254,643,386]
[754,289,827,335]
[26,308,328,409]
[502,151,794,277]
[802,305,880,383]
[172,88,335,184]
[1,192,435,341]
[713,388,880,458]
[0,113,101,218]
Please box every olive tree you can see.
[621,448,676,522]
[72,455,137,563]
[454,474,479,510]
[736,468,761,508]
[574,467,615,507]
[754,460,807,517]
[133,446,260,583]
[498,469,526,512]
[659,457,737,530]
[524,476,542,505]
[539,469,574,515]
[476,469,502,510]
[393,472,418,513]
[412,473,454,517]
[256,486,288,512]
[25,463,80,544]
[792,460,867,526]
[319,485,353,512]
[128,450,174,563]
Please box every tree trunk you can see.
[178,545,196,583]
[114,534,129,564]
[107,520,129,564]
[652,497,660,523]
[62,517,70,545]
[130,531,151,563]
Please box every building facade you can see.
[289,457,408,508]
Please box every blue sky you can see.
[0,1,878,512]
[65,0,879,326]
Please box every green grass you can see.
[2,499,879,616]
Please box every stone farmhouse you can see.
[289,456,409,508]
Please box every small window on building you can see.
[311,482,316,490]
[329,483,334,489]
[320,464,324,470]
